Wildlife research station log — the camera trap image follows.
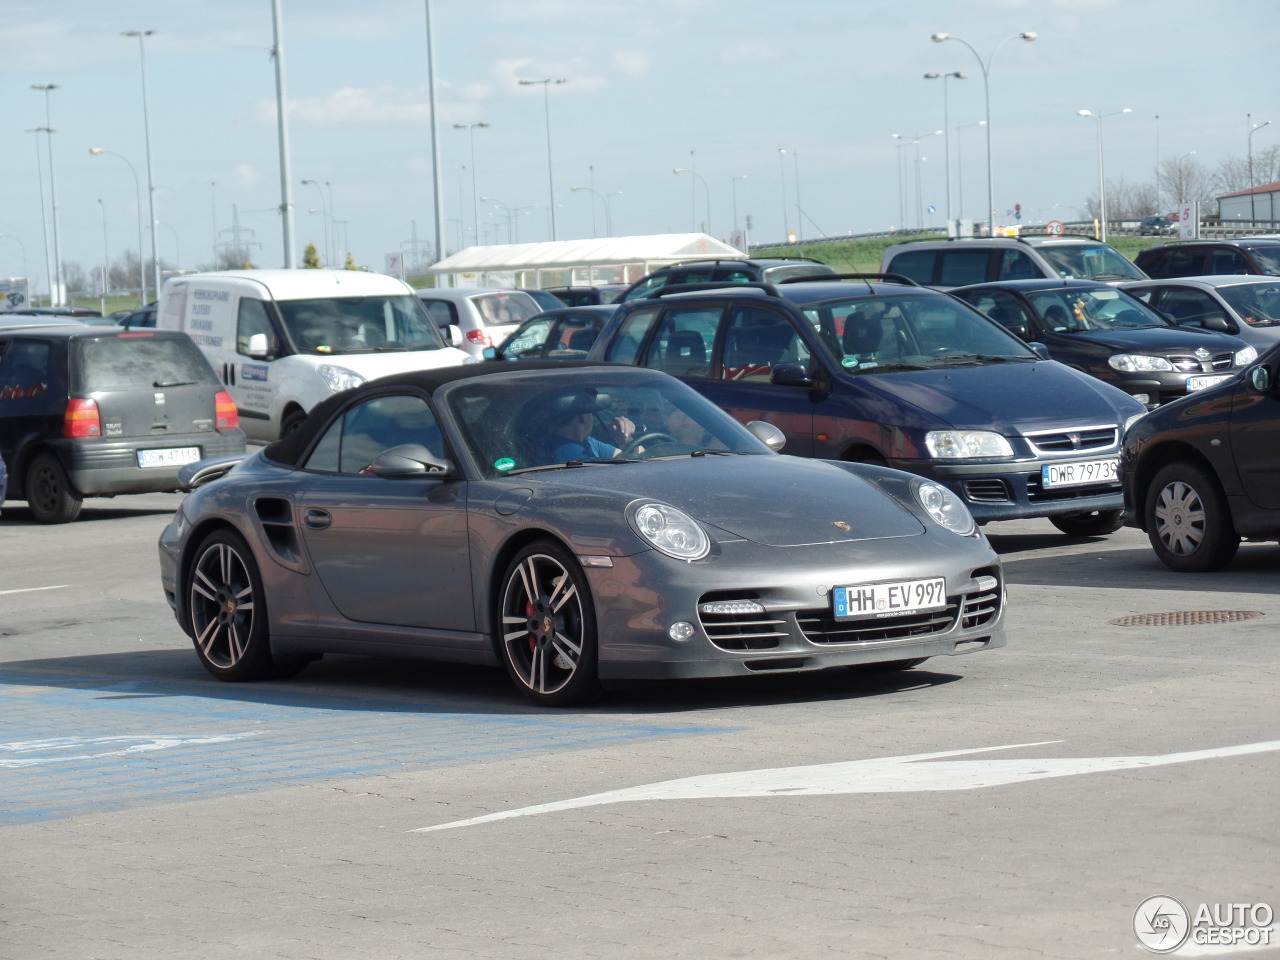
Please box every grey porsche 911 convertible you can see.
[159,361,1005,706]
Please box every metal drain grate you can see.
[1108,610,1264,627]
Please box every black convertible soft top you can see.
[261,359,624,468]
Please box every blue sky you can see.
[2,0,1276,288]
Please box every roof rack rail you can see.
[651,282,781,298]
[778,272,919,288]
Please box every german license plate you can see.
[1041,457,1118,488]
[833,577,947,620]
[137,446,200,469]
[1187,374,1231,392]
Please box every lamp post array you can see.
[931,31,1036,235]
[31,85,64,306]
[892,131,940,231]
[924,71,966,227]
[672,166,711,235]
[1077,107,1131,241]
[301,178,331,264]
[453,122,490,245]
[122,30,163,295]
[90,148,147,306]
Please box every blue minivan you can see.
[587,275,1147,536]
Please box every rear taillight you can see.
[214,390,239,430]
[64,398,102,438]
[465,329,492,346]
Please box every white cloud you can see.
[612,51,650,77]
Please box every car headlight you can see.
[317,364,367,393]
[924,430,1013,459]
[913,480,976,537]
[1235,345,1258,366]
[1108,354,1173,373]
[628,502,710,561]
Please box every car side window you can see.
[715,268,755,284]
[620,275,668,302]
[502,318,555,359]
[966,290,1035,333]
[0,339,52,399]
[722,306,804,381]
[998,250,1040,281]
[604,307,660,364]
[236,297,280,358]
[937,251,991,287]
[1164,248,1204,276]
[885,250,935,284]
[304,394,442,475]
[642,306,719,379]
[1212,249,1252,275]
[1158,288,1224,328]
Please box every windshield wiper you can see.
[154,379,197,387]
[845,362,929,373]
[924,353,1019,365]
[690,449,741,457]
[1089,273,1135,280]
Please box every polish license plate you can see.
[1041,457,1118,488]
[1187,374,1231,392]
[833,577,947,620]
[137,446,201,469]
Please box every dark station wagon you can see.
[0,324,245,523]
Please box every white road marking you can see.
[0,733,260,767]
[414,739,1280,833]
[0,585,70,596]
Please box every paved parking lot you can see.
[1,493,1277,959]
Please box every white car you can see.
[416,288,543,358]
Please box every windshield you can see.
[799,293,1036,372]
[444,370,772,478]
[1217,282,1280,325]
[1245,247,1280,275]
[275,295,446,355]
[1026,288,1169,332]
[1036,244,1145,281]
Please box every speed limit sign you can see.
[1045,220,1065,236]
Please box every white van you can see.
[157,270,472,441]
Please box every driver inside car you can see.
[544,395,637,462]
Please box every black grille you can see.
[698,593,787,651]
[797,602,959,644]
[1025,472,1121,502]
[1167,352,1234,372]
[963,478,1011,503]
[1024,426,1117,455]
[962,568,1001,628]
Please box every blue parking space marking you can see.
[0,672,724,826]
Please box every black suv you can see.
[1121,340,1280,571]
[1134,238,1280,278]
[616,258,836,302]
[587,275,1146,535]
[950,279,1256,407]
[0,324,245,522]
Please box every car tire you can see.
[1145,461,1239,572]
[1049,509,1124,537]
[187,528,296,681]
[26,452,82,524]
[496,540,603,707]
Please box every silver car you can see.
[158,363,1005,706]
[1121,276,1280,351]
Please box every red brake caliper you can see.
[526,601,536,653]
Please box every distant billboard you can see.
[0,278,30,312]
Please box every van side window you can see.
[937,251,990,287]
[237,298,279,358]
[885,250,935,284]
[998,250,1040,281]
[305,394,442,475]
[643,307,719,379]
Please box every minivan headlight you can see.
[1235,345,1258,366]
[628,502,710,561]
[925,430,1013,459]
[913,480,976,536]
[1108,354,1173,373]
[317,364,367,393]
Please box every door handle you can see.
[303,508,332,530]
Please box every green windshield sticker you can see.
[841,356,859,368]
[494,458,516,472]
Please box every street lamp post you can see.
[156,221,180,274]
[1077,107,1132,242]
[955,120,986,223]
[893,132,941,231]
[931,31,1036,236]
[1248,118,1272,224]
[98,199,109,314]
[90,148,148,305]
[925,71,966,229]
[777,149,790,240]
[453,122,490,245]
[779,149,803,241]
[672,167,711,234]
[301,179,331,264]
[570,185,612,238]
[730,175,748,249]
[518,78,566,240]
[27,129,53,307]
[31,85,64,306]
[121,31,163,294]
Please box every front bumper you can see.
[589,534,1005,680]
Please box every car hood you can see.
[848,360,1141,434]
[1062,326,1245,354]
[529,455,928,547]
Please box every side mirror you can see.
[770,362,814,387]
[1249,366,1273,392]
[245,333,271,358]
[1200,315,1232,333]
[1027,341,1052,360]
[481,346,499,361]
[1008,323,1030,339]
[746,420,786,452]
[360,443,453,478]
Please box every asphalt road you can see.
[1,492,1277,959]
